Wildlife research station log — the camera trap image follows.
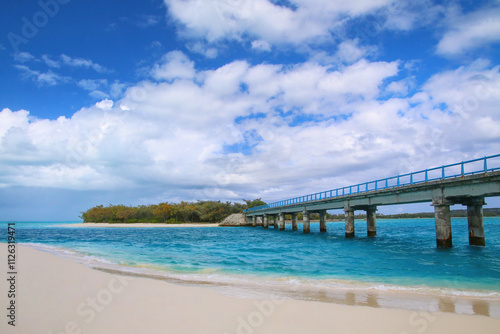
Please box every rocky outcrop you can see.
[218,213,253,226]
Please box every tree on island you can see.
[80,199,267,224]
[243,198,267,209]
[153,203,173,223]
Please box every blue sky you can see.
[1,0,500,220]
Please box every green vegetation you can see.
[80,199,265,224]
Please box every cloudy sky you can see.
[1,0,500,220]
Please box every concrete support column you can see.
[263,215,269,229]
[433,203,452,248]
[467,198,485,246]
[279,213,285,230]
[366,206,377,237]
[291,213,298,231]
[252,216,256,227]
[273,215,279,229]
[303,210,310,234]
[319,210,327,233]
[345,208,355,238]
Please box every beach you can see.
[1,245,499,334]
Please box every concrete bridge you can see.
[244,155,500,248]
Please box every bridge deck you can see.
[245,171,500,215]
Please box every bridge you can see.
[244,155,500,247]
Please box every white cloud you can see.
[41,54,61,68]
[77,79,108,91]
[95,99,114,110]
[60,54,109,73]
[151,51,196,80]
[89,90,110,100]
[164,0,393,46]
[14,52,35,62]
[110,81,127,98]
[380,0,445,31]
[437,5,500,56]
[14,65,69,86]
[251,40,271,52]
[187,42,219,58]
[2,53,500,204]
[386,80,409,96]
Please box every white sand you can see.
[58,222,220,228]
[1,245,499,334]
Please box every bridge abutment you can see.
[292,213,298,230]
[433,202,452,248]
[466,198,485,246]
[319,210,327,232]
[345,208,355,238]
[303,210,310,234]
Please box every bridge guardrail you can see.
[244,154,500,213]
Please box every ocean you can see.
[2,218,500,317]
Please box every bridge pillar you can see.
[319,210,327,232]
[345,207,355,238]
[467,198,485,246]
[279,213,285,230]
[303,210,310,234]
[273,215,279,229]
[366,206,377,237]
[263,215,269,229]
[292,213,298,231]
[252,216,256,227]
[433,202,452,248]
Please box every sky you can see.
[1,0,500,220]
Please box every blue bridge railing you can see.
[244,154,500,213]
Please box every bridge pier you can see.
[292,213,298,230]
[319,210,327,232]
[263,215,269,229]
[273,215,279,229]
[279,213,285,230]
[466,198,485,246]
[252,216,256,227]
[433,202,452,248]
[303,210,310,234]
[345,207,355,238]
[366,206,377,237]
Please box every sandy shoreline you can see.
[1,245,499,333]
[58,222,220,228]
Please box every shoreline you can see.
[57,222,220,228]
[22,242,500,319]
[2,245,500,333]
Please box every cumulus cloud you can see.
[251,40,271,52]
[164,0,394,46]
[437,5,500,56]
[187,42,219,58]
[151,51,196,80]
[2,53,500,204]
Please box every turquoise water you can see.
[2,218,500,315]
